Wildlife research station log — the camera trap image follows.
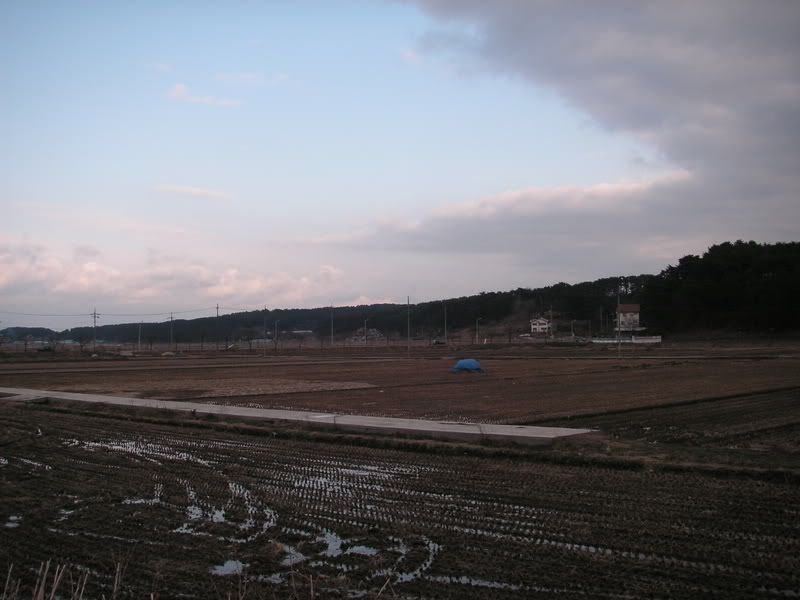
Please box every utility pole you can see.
[138,321,142,353]
[169,312,174,351]
[475,317,482,345]
[616,279,621,358]
[363,317,368,346]
[274,320,279,352]
[215,303,220,352]
[263,306,267,358]
[330,305,334,348]
[406,296,410,357]
[91,308,100,353]
[443,301,448,345]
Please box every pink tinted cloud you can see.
[0,237,344,310]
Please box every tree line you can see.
[3,241,797,345]
[640,240,800,332]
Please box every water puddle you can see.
[211,560,248,576]
[4,515,21,528]
[16,457,52,471]
[345,545,378,557]
[425,575,521,591]
[63,437,213,466]
[279,545,306,567]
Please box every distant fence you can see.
[631,336,662,344]
[591,336,662,345]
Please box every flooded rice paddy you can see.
[1,403,799,598]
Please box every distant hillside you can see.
[641,240,800,332]
[0,327,57,342]
[49,275,653,345]
[4,241,797,345]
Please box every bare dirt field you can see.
[1,348,799,424]
[1,343,799,598]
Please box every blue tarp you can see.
[452,358,482,373]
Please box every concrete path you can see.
[0,386,592,447]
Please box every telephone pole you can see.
[263,306,268,358]
[406,296,411,357]
[330,305,334,348]
[169,312,174,350]
[443,300,448,345]
[91,308,100,353]
[616,279,621,358]
[138,321,142,353]
[215,303,220,352]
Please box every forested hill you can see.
[3,241,798,344]
[48,274,651,345]
[640,240,800,332]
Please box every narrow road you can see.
[0,386,592,447]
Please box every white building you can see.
[530,317,552,335]
[617,304,645,332]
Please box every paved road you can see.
[0,386,592,447]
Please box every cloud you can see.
[331,1,800,277]
[73,245,102,261]
[430,171,691,220]
[156,184,229,200]
[348,295,396,306]
[25,204,185,236]
[317,264,343,285]
[0,238,122,297]
[130,254,344,306]
[152,62,172,73]
[409,2,798,177]
[52,261,123,294]
[167,83,240,107]
[0,237,346,317]
[310,172,713,278]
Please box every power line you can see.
[0,307,218,318]
[1,305,315,319]
[0,310,90,317]
[102,307,215,317]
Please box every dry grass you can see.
[2,561,90,600]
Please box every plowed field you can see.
[2,403,798,598]
[2,349,799,597]
[1,354,799,423]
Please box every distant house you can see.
[617,304,645,332]
[530,317,552,335]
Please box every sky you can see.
[2,1,798,329]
